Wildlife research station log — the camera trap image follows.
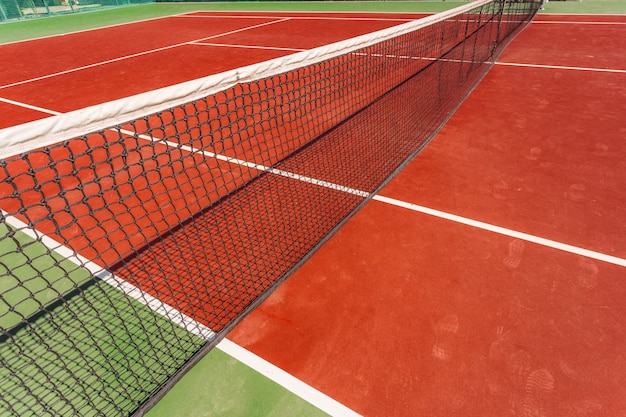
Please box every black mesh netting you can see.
[0,1,540,415]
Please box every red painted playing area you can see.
[0,12,423,123]
[0,10,430,329]
[227,12,626,417]
[1,9,625,417]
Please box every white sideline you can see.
[1,210,216,341]
[218,338,364,417]
[495,61,626,73]
[373,195,626,268]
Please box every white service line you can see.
[218,338,364,417]
[373,195,626,268]
[0,97,62,115]
[495,61,626,73]
[127,128,369,197]
[141,128,626,268]
[177,12,420,22]
[190,41,306,53]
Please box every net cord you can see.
[0,0,494,161]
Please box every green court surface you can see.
[0,279,205,416]
[145,347,330,417]
[0,229,331,417]
[0,222,93,331]
[0,227,205,416]
[0,227,329,417]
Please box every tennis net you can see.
[0,1,540,415]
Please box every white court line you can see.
[218,339,363,417]
[135,125,626,268]
[495,61,626,73]
[378,55,624,74]
[0,17,291,90]
[350,53,624,74]
[539,13,626,16]
[373,195,626,268]
[1,209,216,341]
[0,94,366,196]
[179,13,415,22]
[126,128,369,198]
[0,10,428,47]
[0,97,62,115]
[190,41,306,53]
[0,13,187,46]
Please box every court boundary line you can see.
[179,9,436,17]
[180,13,416,22]
[190,41,306,53]
[131,124,626,267]
[0,9,434,47]
[190,145,626,268]
[1,209,216,340]
[217,338,364,417]
[373,196,626,268]
[537,13,626,17]
[0,12,190,47]
[494,61,625,73]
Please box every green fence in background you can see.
[0,0,152,21]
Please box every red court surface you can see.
[1,10,625,417]
[0,11,424,126]
[226,13,626,417]
[383,65,626,256]
[0,100,53,129]
[500,15,625,69]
